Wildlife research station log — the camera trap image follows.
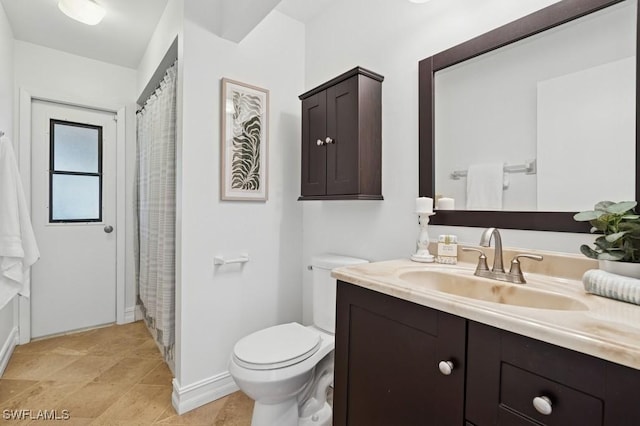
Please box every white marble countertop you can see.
[332,257,640,370]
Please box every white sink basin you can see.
[398,270,588,311]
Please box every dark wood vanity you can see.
[334,281,640,426]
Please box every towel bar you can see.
[450,159,537,180]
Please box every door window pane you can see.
[51,175,100,221]
[49,120,102,223]
[53,124,99,173]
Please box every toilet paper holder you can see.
[214,254,249,266]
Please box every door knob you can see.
[104,225,114,233]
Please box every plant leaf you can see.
[605,201,637,214]
[619,222,640,233]
[580,245,599,259]
[594,201,615,211]
[605,231,628,243]
[594,237,613,251]
[574,210,601,221]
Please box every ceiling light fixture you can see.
[58,0,106,25]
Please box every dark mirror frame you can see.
[419,0,640,233]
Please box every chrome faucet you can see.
[479,227,504,273]
[463,228,543,284]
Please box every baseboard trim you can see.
[123,306,136,323]
[0,327,19,376]
[134,305,144,322]
[172,371,239,414]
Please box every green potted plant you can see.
[574,201,640,278]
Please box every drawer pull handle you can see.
[438,360,454,375]
[533,396,553,415]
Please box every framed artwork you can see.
[221,78,269,201]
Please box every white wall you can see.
[300,0,600,323]
[0,1,17,372]
[173,8,304,409]
[0,2,12,141]
[14,41,138,314]
[137,0,183,98]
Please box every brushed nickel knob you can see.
[438,360,454,375]
[533,396,553,415]
[316,139,324,146]
[104,225,114,233]
[325,137,334,144]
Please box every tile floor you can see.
[0,321,254,425]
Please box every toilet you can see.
[228,254,369,426]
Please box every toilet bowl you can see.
[228,254,368,426]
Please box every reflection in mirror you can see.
[435,0,636,212]
[419,0,640,232]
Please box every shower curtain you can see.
[136,61,177,360]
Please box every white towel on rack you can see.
[0,135,40,310]
[466,162,504,210]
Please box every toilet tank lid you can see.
[311,254,369,270]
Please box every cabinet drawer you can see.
[500,363,603,426]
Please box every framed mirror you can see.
[419,0,639,232]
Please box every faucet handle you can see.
[508,254,543,284]
[461,247,489,272]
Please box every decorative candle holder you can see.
[411,211,435,263]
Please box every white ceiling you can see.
[0,0,337,70]
[276,0,340,24]
[0,0,169,69]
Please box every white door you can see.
[30,100,117,338]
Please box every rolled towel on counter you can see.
[582,269,640,305]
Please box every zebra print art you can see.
[231,91,262,191]
[221,78,269,201]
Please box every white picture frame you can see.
[221,78,269,201]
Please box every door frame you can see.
[17,88,127,344]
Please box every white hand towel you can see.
[0,135,40,310]
[466,162,504,210]
[582,269,640,305]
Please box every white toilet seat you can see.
[233,322,322,370]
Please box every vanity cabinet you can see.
[334,281,466,426]
[298,67,383,200]
[335,280,640,426]
[466,321,640,426]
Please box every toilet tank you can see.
[311,254,369,333]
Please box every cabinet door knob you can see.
[533,396,553,415]
[438,360,454,375]
[325,137,334,144]
[316,139,324,146]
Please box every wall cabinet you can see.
[298,67,383,200]
[335,280,640,426]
